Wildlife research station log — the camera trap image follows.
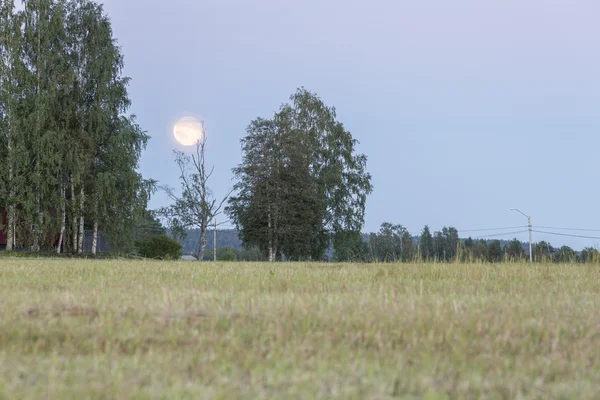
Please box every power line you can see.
[459,226,527,233]
[474,230,530,239]
[532,230,600,240]
[533,226,600,233]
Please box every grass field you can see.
[0,259,599,399]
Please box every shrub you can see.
[217,246,239,261]
[239,247,265,261]
[136,235,182,260]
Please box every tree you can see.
[134,209,166,241]
[464,237,474,249]
[62,0,151,255]
[216,246,238,261]
[333,230,370,262]
[579,247,599,263]
[420,226,434,261]
[227,88,373,261]
[433,231,445,261]
[136,234,182,260]
[473,239,487,261]
[486,240,503,263]
[239,246,264,262]
[226,118,281,261]
[442,227,459,261]
[400,229,414,262]
[460,237,475,262]
[81,113,154,256]
[0,0,152,255]
[159,131,232,261]
[533,241,554,262]
[0,0,23,252]
[368,222,411,262]
[506,238,525,261]
[555,246,576,263]
[372,222,398,262]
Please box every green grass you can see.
[0,259,599,399]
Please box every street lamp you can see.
[510,208,533,263]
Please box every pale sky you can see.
[100,0,600,249]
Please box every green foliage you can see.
[506,238,526,261]
[486,240,503,263]
[579,247,600,263]
[534,241,554,262]
[238,246,265,262]
[473,239,488,262]
[136,235,182,260]
[217,246,238,261]
[555,246,576,263]
[430,227,460,262]
[227,88,373,261]
[420,226,434,261]
[201,249,213,261]
[333,230,371,262]
[134,210,166,242]
[369,223,414,262]
[0,0,151,255]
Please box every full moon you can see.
[173,117,204,146]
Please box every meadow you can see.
[0,259,599,399]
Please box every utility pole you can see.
[213,217,217,262]
[510,208,533,263]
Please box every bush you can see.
[201,250,213,261]
[217,246,239,261]
[239,247,265,261]
[136,235,182,260]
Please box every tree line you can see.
[0,0,152,254]
[163,87,599,264]
[335,222,600,263]
[177,223,600,264]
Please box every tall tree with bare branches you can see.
[158,124,232,261]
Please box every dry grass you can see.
[0,259,599,399]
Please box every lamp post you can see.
[511,208,532,263]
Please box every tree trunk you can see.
[91,220,98,256]
[57,184,66,254]
[198,220,207,261]
[77,186,85,254]
[267,210,276,262]
[6,205,15,252]
[32,196,41,252]
[268,225,274,262]
[71,178,78,253]
[6,117,14,252]
[91,196,98,256]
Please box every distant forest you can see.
[180,224,599,264]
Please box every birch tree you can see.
[0,0,153,254]
[228,88,373,261]
[0,0,20,251]
[159,128,232,261]
[227,118,282,261]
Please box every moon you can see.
[173,117,204,146]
